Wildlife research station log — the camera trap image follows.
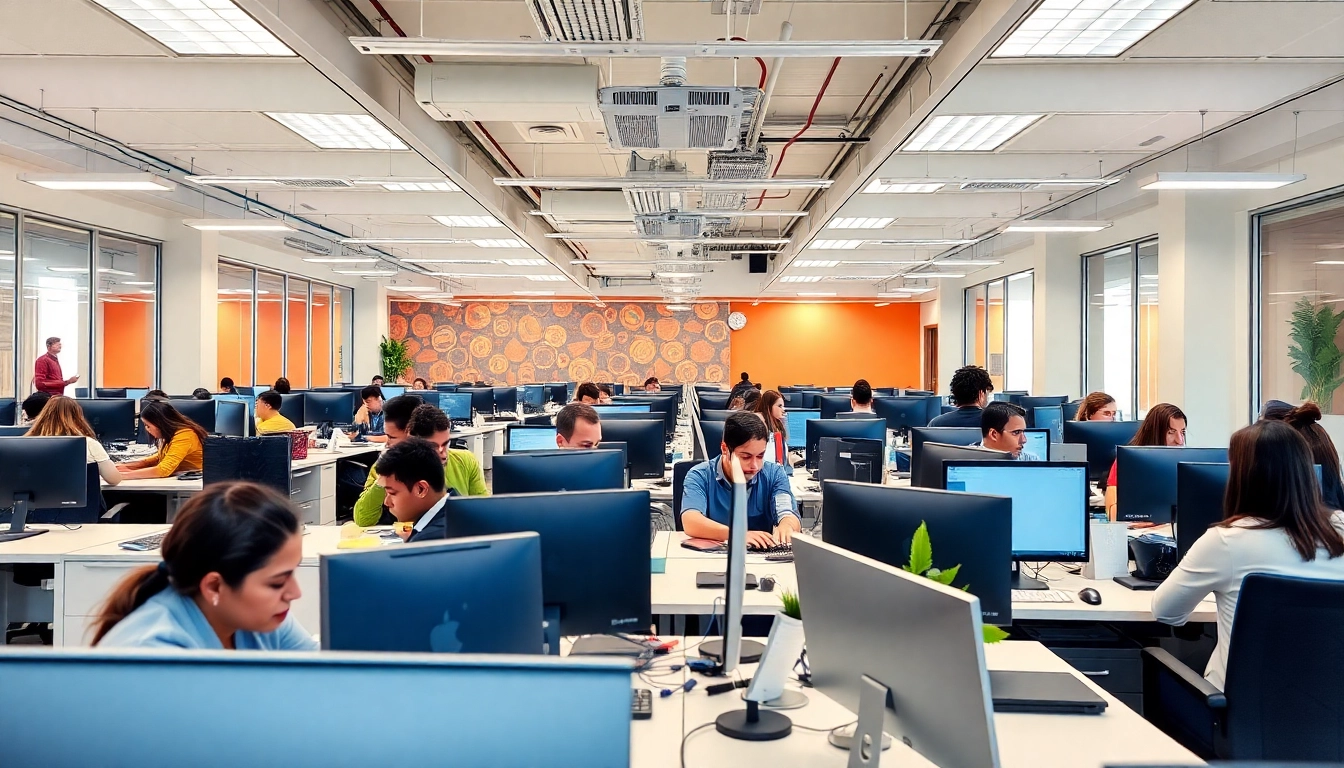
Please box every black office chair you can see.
[1142,573,1344,760]
[29,464,107,525]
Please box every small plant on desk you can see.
[778,589,801,620]
[903,521,1009,644]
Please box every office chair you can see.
[648,460,700,532]
[1142,573,1344,760]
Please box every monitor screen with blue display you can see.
[592,404,651,414]
[785,409,820,449]
[1033,406,1063,443]
[521,385,546,408]
[380,385,407,399]
[442,393,473,421]
[506,426,559,452]
[943,461,1090,562]
[1024,429,1049,462]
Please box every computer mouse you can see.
[1077,588,1102,606]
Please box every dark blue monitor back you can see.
[1116,446,1230,523]
[701,419,724,459]
[819,395,852,420]
[521,385,545,408]
[74,399,136,442]
[909,426,982,482]
[0,398,15,426]
[598,419,665,479]
[873,397,930,432]
[413,391,442,408]
[493,387,518,413]
[805,418,885,470]
[698,392,732,411]
[1034,406,1064,442]
[492,449,625,493]
[304,391,356,425]
[277,394,305,428]
[1061,420,1141,482]
[441,393,473,421]
[460,388,495,416]
[215,400,248,437]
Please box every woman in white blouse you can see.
[1153,419,1344,688]
[25,395,122,485]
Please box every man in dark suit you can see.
[374,438,456,543]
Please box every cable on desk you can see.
[680,722,718,768]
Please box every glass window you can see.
[0,213,15,399]
[1084,239,1157,420]
[217,263,255,386]
[964,283,986,368]
[286,277,309,389]
[1137,241,1159,415]
[986,279,1005,390]
[1005,271,1034,392]
[96,234,157,388]
[255,271,285,388]
[21,219,91,397]
[335,286,353,384]
[311,283,332,387]
[964,271,1033,390]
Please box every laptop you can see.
[988,670,1108,714]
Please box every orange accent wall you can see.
[728,302,923,390]
[256,301,283,386]
[311,299,332,387]
[101,302,152,387]
[217,300,253,386]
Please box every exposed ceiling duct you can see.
[524,0,645,42]
[598,58,760,151]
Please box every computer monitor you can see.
[804,418,885,471]
[797,392,822,410]
[493,387,518,414]
[215,400,248,437]
[441,392,473,422]
[492,450,625,494]
[234,385,256,397]
[1018,396,1069,425]
[902,389,935,398]
[0,426,28,437]
[784,409,819,450]
[699,452,753,675]
[434,383,459,392]
[443,488,651,654]
[413,390,442,408]
[597,419,665,479]
[909,426,982,481]
[124,388,150,402]
[944,461,1091,589]
[700,419,724,460]
[1034,405,1064,443]
[544,383,568,406]
[698,392,732,411]
[460,388,495,416]
[699,408,732,421]
[95,388,127,399]
[830,387,852,395]
[1024,429,1049,461]
[818,394,852,420]
[616,394,677,438]
[0,648,633,765]
[521,385,545,411]
[818,437,884,484]
[993,391,1028,404]
[793,536,999,768]
[1064,399,1084,420]
[872,397,930,434]
[592,403,652,414]
[321,532,544,654]
[913,443,1011,489]
[505,425,559,452]
[1061,420,1141,482]
[1116,446,1230,523]
[835,412,883,422]
[380,385,407,399]
[820,481,1012,623]
[0,436,87,543]
[74,398,136,443]
[277,393,305,428]
[0,398,15,426]
[597,441,628,486]
[872,387,896,397]
[1174,462,1229,561]
[161,398,214,434]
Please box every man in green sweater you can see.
[353,401,488,526]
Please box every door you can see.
[924,326,938,392]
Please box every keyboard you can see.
[118,532,167,552]
[1011,590,1074,603]
[747,543,792,555]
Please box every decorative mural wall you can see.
[389,300,732,386]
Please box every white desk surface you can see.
[0,524,169,564]
[632,465,824,504]
[63,523,351,564]
[107,445,382,493]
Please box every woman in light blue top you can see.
[92,481,317,650]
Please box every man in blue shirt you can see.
[681,411,800,548]
[928,365,993,428]
[974,401,1041,461]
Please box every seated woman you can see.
[753,390,791,471]
[1153,420,1344,689]
[1259,401,1344,511]
[25,395,123,486]
[92,481,315,649]
[1104,403,1186,519]
[1074,391,1118,421]
[411,377,430,391]
[116,400,206,479]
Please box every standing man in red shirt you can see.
[34,336,78,396]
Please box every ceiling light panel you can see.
[902,115,1042,152]
[20,173,175,191]
[473,239,525,248]
[433,215,503,228]
[992,0,1197,58]
[525,275,569,281]
[809,240,865,250]
[827,218,895,230]
[90,0,294,56]
[780,275,824,283]
[1138,172,1306,190]
[374,181,461,192]
[794,260,840,268]
[1003,220,1111,232]
[265,113,407,150]
[501,258,547,266]
[183,219,290,231]
[864,180,946,194]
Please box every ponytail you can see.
[90,563,172,645]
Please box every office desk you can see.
[633,467,826,506]
[456,422,508,470]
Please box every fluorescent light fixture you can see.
[730,250,784,255]
[795,260,840,268]
[654,273,706,280]
[186,175,349,187]
[902,115,1042,152]
[98,268,135,276]
[992,0,1197,58]
[137,289,155,294]
[333,269,398,276]
[364,180,461,192]
[797,292,836,297]
[874,302,892,307]
[864,180,945,194]
[780,275,823,283]
[433,215,502,228]
[339,237,471,245]
[501,258,547,266]
[121,281,154,286]
[302,257,380,264]
[1139,172,1306,191]
[809,240,865,250]
[905,273,965,278]
[545,233,790,245]
[89,0,294,56]
[498,177,831,191]
[828,217,894,230]
[1003,220,1111,233]
[351,38,942,59]
[48,267,84,273]
[513,290,556,296]
[1317,261,1344,266]
[880,287,935,296]
[842,259,1000,266]
[20,173,175,191]
[265,113,407,150]
[872,238,979,247]
[403,258,497,265]
[473,239,525,248]
[526,275,569,282]
[184,219,291,232]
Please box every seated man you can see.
[352,385,387,443]
[21,392,51,423]
[929,365,993,428]
[374,438,450,543]
[353,394,425,527]
[850,379,875,414]
[643,377,660,393]
[555,402,602,449]
[976,401,1040,460]
[596,383,614,404]
[405,404,489,497]
[680,411,800,548]
[574,381,602,404]
[253,390,296,435]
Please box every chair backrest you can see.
[1224,572,1344,759]
[670,459,698,531]
[31,463,106,525]
[700,420,724,461]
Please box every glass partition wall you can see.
[964,270,1034,392]
[1084,239,1158,420]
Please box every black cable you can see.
[680,722,717,768]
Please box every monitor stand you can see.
[835,675,896,766]
[1010,562,1047,590]
[698,637,764,665]
[568,635,651,657]
[0,497,47,544]
[716,699,791,741]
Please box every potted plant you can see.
[903,522,1009,643]
[1288,297,1344,408]
[380,336,413,383]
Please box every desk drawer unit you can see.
[289,467,323,503]
[1049,647,1143,713]
[64,561,142,617]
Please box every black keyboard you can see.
[747,542,792,555]
[119,532,167,551]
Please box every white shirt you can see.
[84,437,121,485]
[1152,511,1344,689]
[414,494,450,533]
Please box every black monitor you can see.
[164,398,215,434]
[305,391,356,426]
[1174,462,1229,561]
[1017,396,1069,425]
[872,387,896,397]
[493,387,518,414]
[443,488,651,653]
[910,426,982,481]
[903,389,935,398]
[0,426,27,436]
[1034,406,1064,443]
[441,393,473,422]
[235,385,256,396]
[543,383,568,406]
[829,387,852,395]
[804,418,885,471]
[321,533,545,655]
[0,436,87,543]
[873,397,930,433]
[505,425,559,452]
[492,450,625,494]
[434,383,459,392]
[592,403,652,415]
[413,391,442,409]
[0,398,15,426]
[597,441,628,486]
[797,392,822,410]
[913,443,1010,489]
[215,400,248,437]
[818,395,852,420]
[819,437,884,484]
[943,461,1091,589]
[1115,446,1230,523]
[661,383,684,402]
[1064,399,1084,420]
[74,398,136,443]
[598,419,665,479]
[277,394,306,428]
[460,388,495,416]
[699,392,732,411]
[616,394,677,438]
[700,419,724,460]
[95,388,127,399]
[993,391,1028,404]
[699,409,732,422]
[520,385,546,411]
[1061,420,1141,482]
[820,481,1012,624]
[836,412,883,421]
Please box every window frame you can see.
[1081,235,1157,420]
[963,269,1034,388]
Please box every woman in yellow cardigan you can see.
[117,400,207,479]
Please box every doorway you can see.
[924,326,938,392]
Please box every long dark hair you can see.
[755,389,787,435]
[139,399,208,448]
[1223,420,1344,561]
[91,482,301,644]
[1264,402,1344,511]
[1130,403,1186,446]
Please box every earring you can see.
[212,595,219,607]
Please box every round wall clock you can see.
[727,311,748,331]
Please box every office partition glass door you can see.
[255,271,286,388]
[286,278,310,389]
[0,213,15,399]
[217,263,255,387]
[1083,238,1158,420]
[311,283,332,388]
[21,219,91,397]
[335,286,353,383]
[964,270,1034,391]
[96,234,158,389]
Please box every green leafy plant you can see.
[1288,297,1344,407]
[903,521,1009,644]
[379,336,413,382]
[778,589,801,620]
